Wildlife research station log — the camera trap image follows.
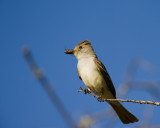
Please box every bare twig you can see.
[105,99,160,106]
[22,47,76,128]
[78,87,160,106]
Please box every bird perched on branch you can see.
[65,40,138,124]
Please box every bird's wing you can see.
[95,59,116,98]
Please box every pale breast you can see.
[77,58,106,94]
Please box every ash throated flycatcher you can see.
[65,40,138,124]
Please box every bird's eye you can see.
[84,43,89,45]
[79,46,82,49]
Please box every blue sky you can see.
[1,0,160,128]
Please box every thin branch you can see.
[22,47,76,128]
[78,87,160,106]
[105,99,160,106]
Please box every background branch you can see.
[23,47,76,128]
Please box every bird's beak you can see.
[64,49,74,54]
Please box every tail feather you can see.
[109,101,139,124]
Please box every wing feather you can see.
[95,59,116,98]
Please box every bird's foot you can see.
[78,87,91,94]
[83,88,91,94]
[97,96,104,102]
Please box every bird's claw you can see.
[78,87,91,94]
[83,88,90,94]
[97,96,104,102]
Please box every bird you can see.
[65,40,139,124]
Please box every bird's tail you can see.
[108,101,139,124]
